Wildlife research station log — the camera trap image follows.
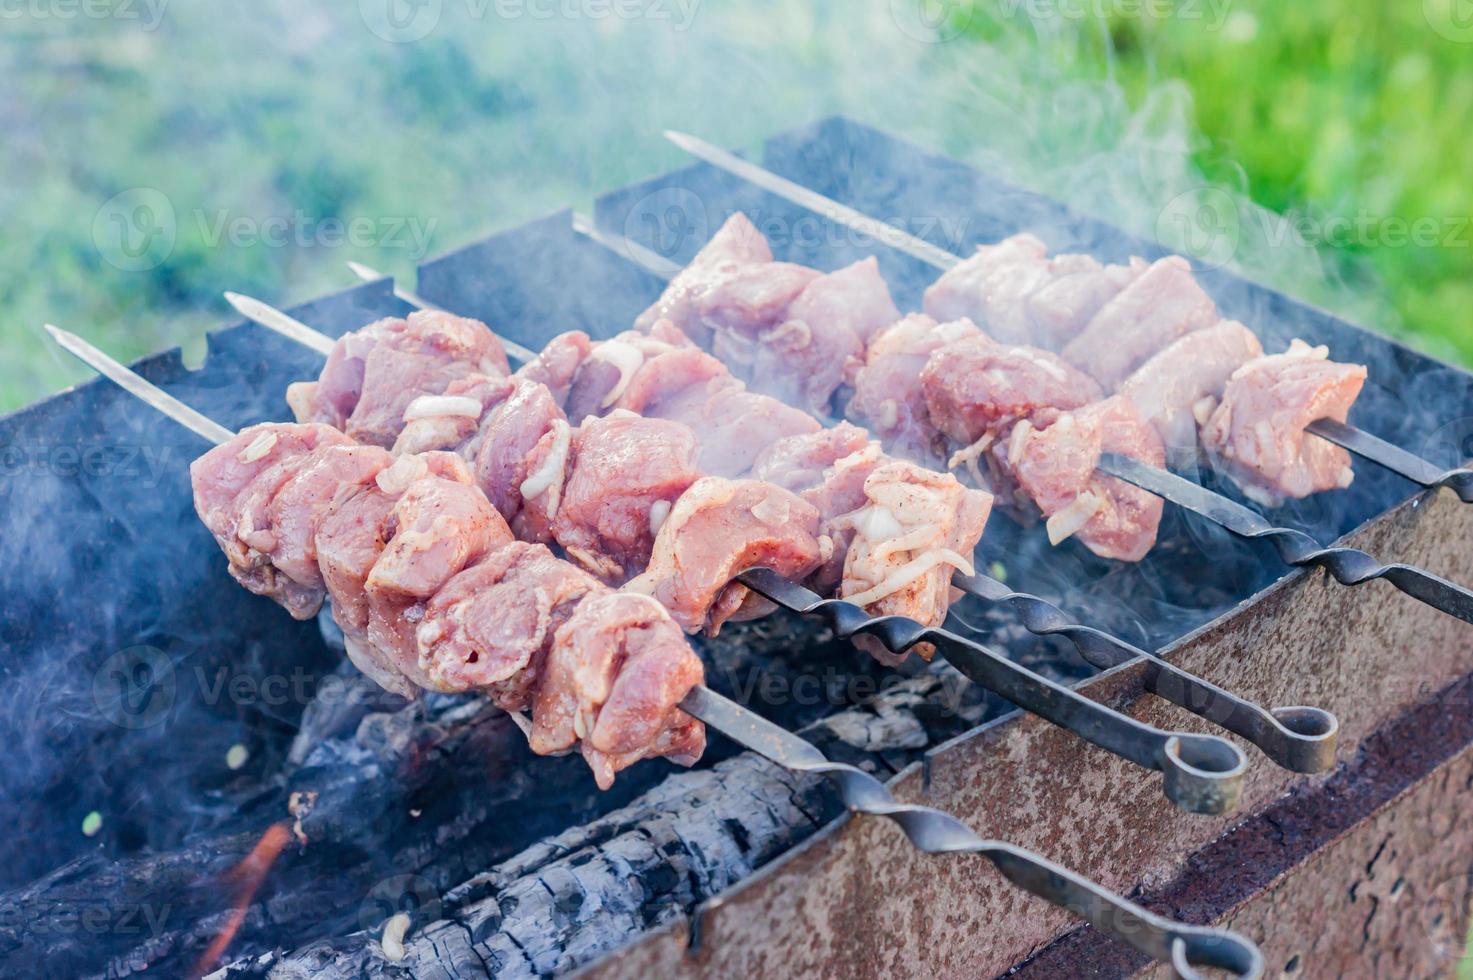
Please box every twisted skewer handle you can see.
[738,569,1247,815]
[953,572,1338,773]
[683,687,1263,979]
[1101,454,1473,628]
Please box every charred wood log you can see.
[212,661,992,979]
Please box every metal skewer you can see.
[351,256,1339,775]
[664,130,1472,499]
[42,322,1264,979]
[232,287,1266,807]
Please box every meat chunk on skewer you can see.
[921,233,1053,346]
[253,443,397,615]
[626,478,827,635]
[1060,256,1219,389]
[532,592,707,790]
[722,257,900,414]
[190,422,356,618]
[752,423,884,594]
[1118,320,1264,465]
[514,330,593,408]
[562,327,692,425]
[1008,396,1166,562]
[1025,252,1151,351]
[847,314,987,463]
[315,452,491,696]
[1200,340,1368,506]
[633,211,774,346]
[553,414,704,583]
[838,462,992,664]
[474,379,572,544]
[609,346,820,477]
[418,544,706,788]
[634,213,902,414]
[417,541,603,704]
[287,310,510,448]
[920,336,1103,449]
[363,458,515,689]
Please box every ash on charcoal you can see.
[212,660,992,980]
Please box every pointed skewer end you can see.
[347,261,385,282]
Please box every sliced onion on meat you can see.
[749,492,791,526]
[519,419,572,507]
[648,499,673,535]
[587,342,646,409]
[1045,491,1105,546]
[1006,419,1034,467]
[239,431,278,463]
[376,454,429,495]
[851,505,905,543]
[844,549,977,609]
[403,394,483,422]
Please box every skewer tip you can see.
[347,261,385,282]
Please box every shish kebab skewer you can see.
[662,129,1473,503]
[219,293,1247,812]
[344,261,1338,775]
[44,324,1265,980]
[563,184,1473,632]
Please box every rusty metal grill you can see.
[3,116,1472,977]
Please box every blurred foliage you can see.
[0,0,1469,413]
[954,0,1473,362]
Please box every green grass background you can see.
[3,0,1469,415]
[1,0,1470,967]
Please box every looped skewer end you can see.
[735,568,1248,815]
[950,571,1340,773]
[681,687,1264,979]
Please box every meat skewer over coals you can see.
[337,269,1337,775]
[43,324,1266,979]
[220,293,1251,810]
[663,129,1473,507]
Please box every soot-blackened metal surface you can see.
[0,282,407,888]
